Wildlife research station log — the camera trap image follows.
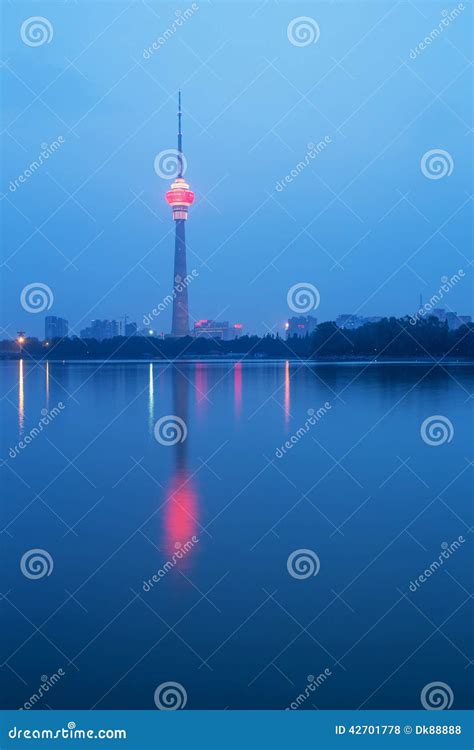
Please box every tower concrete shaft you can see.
[171,219,189,336]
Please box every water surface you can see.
[1,360,472,710]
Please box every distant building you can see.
[445,312,471,330]
[124,322,138,337]
[285,316,318,338]
[231,323,244,339]
[336,315,360,330]
[430,308,447,322]
[80,319,120,340]
[193,320,243,340]
[430,308,471,330]
[444,312,458,330]
[45,316,68,340]
[336,315,382,330]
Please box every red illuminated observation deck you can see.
[165,177,195,220]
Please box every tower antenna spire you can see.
[177,90,183,177]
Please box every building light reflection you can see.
[194,362,208,413]
[18,358,24,434]
[284,360,291,425]
[45,360,50,408]
[148,363,154,435]
[234,362,242,417]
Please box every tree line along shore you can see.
[3,317,474,361]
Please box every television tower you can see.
[165,91,195,337]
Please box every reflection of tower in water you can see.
[163,366,199,558]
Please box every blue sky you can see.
[1,0,472,337]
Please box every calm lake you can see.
[1,360,472,710]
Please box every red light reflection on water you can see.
[163,469,198,562]
[234,362,242,416]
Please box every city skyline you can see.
[1,2,472,340]
[3,298,472,346]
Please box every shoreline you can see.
[2,356,473,365]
